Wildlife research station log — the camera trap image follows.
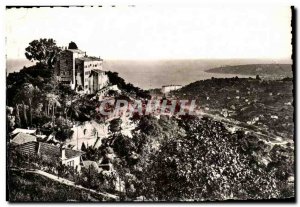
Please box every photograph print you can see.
[6,5,294,202]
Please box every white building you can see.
[55,47,109,94]
[161,85,182,94]
[66,120,109,150]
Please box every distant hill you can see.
[8,59,292,89]
[172,77,294,139]
[6,59,36,74]
[206,64,293,78]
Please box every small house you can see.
[12,141,85,172]
[11,132,37,145]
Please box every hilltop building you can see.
[161,85,182,94]
[55,47,109,94]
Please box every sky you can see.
[5,5,292,60]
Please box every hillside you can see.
[206,64,293,78]
[8,170,114,202]
[172,77,294,140]
[6,61,295,201]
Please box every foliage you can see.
[81,142,87,152]
[96,115,294,201]
[68,41,78,49]
[25,38,61,66]
[109,118,122,135]
[55,128,74,142]
[8,170,114,201]
[112,134,136,162]
[172,77,294,139]
[7,107,15,132]
[83,146,102,161]
[106,71,150,99]
[76,164,117,193]
[134,116,293,201]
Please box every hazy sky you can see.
[6,6,292,60]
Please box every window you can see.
[67,160,74,167]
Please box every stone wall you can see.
[57,50,74,84]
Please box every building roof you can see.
[67,49,85,54]
[11,128,36,135]
[11,132,37,145]
[38,142,84,160]
[77,56,103,62]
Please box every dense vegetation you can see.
[7,39,294,202]
[106,71,150,99]
[80,115,294,201]
[172,77,294,139]
[141,117,294,201]
[8,170,114,202]
[6,63,150,137]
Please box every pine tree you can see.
[81,142,87,152]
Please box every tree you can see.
[25,38,61,66]
[14,83,41,127]
[24,84,40,126]
[106,71,151,99]
[55,128,74,142]
[45,93,61,123]
[68,41,78,49]
[138,117,280,201]
[6,107,15,132]
[81,142,87,152]
[112,134,136,159]
[22,103,28,127]
[66,102,81,121]
[109,118,122,136]
[77,164,100,190]
[15,104,21,128]
[256,75,261,80]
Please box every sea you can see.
[6,58,291,90]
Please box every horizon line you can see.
[7,57,292,62]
